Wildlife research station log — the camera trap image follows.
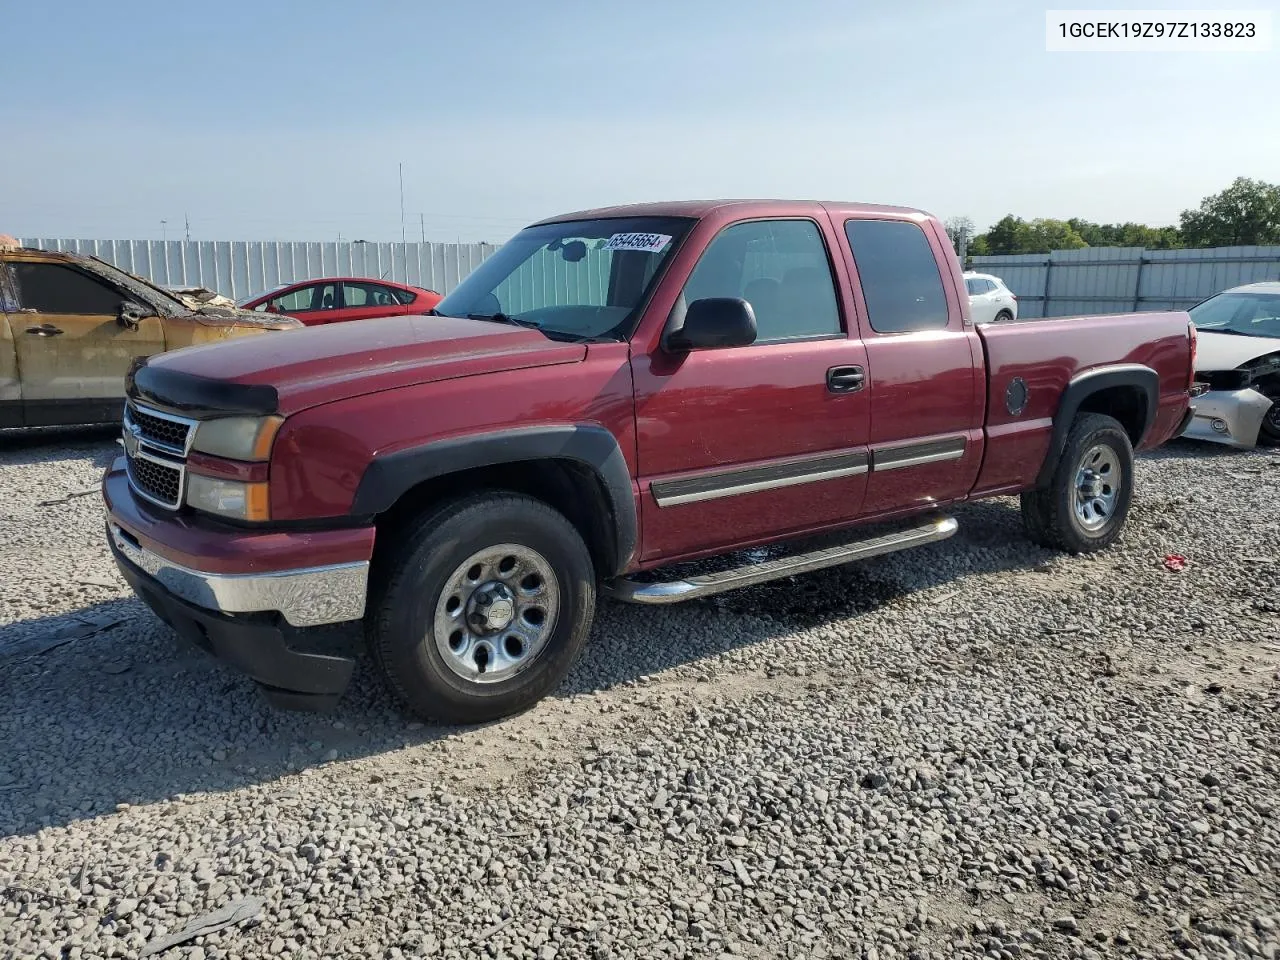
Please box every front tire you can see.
[1021,413,1134,554]
[368,493,596,724]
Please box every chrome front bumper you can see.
[1180,387,1273,449]
[108,522,369,628]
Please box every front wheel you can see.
[368,493,596,724]
[1021,413,1134,553]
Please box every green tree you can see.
[1180,177,1280,247]
[1026,219,1087,252]
[1067,218,1183,249]
[982,215,1027,255]
[976,216,1085,255]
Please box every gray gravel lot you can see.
[1,429,1278,960]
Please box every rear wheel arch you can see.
[1036,365,1157,488]
[354,426,637,578]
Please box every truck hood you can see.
[135,314,587,415]
[1195,330,1280,370]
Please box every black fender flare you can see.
[352,425,637,575]
[1036,363,1158,487]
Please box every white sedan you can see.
[964,272,1018,324]
[1182,281,1280,449]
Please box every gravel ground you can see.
[1,427,1278,960]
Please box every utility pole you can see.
[420,212,425,244]
[161,219,168,243]
[184,213,190,243]
[399,162,406,245]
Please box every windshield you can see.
[1189,291,1280,338]
[435,216,693,341]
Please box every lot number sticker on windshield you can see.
[603,233,672,253]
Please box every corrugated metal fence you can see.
[17,239,501,301]
[971,245,1280,318]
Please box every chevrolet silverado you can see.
[102,200,1196,722]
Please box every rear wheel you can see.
[368,493,596,724]
[1021,413,1134,553]
[994,309,1014,323]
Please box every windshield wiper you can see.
[466,311,542,330]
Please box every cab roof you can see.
[533,199,931,226]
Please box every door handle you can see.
[826,365,865,393]
[25,324,64,337]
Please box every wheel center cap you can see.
[485,598,514,630]
[469,583,516,633]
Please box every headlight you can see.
[190,415,283,461]
[186,474,270,521]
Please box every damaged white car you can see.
[1183,282,1280,448]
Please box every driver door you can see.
[8,256,165,424]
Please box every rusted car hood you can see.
[137,314,586,414]
[1195,330,1280,370]
[165,285,239,310]
[184,305,300,329]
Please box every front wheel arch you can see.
[354,425,637,576]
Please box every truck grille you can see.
[123,402,198,509]
[125,402,194,455]
[126,451,184,507]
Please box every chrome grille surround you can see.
[122,402,199,509]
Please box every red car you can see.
[107,199,1195,723]
[236,277,442,325]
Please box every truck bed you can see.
[970,311,1194,497]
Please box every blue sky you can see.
[1,0,1275,242]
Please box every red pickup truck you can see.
[103,200,1196,723]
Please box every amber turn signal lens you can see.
[186,475,271,522]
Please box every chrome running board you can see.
[604,514,958,605]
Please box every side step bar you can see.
[604,514,958,605]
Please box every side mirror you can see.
[666,297,757,351]
[118,301,151,329]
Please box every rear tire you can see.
[1021,413,1134,554]
[994,310,1014,323]
[368,493,596,724]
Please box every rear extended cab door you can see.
[0,261,20,426]
[829,209,985,519]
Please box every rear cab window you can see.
[845,220,950,334]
